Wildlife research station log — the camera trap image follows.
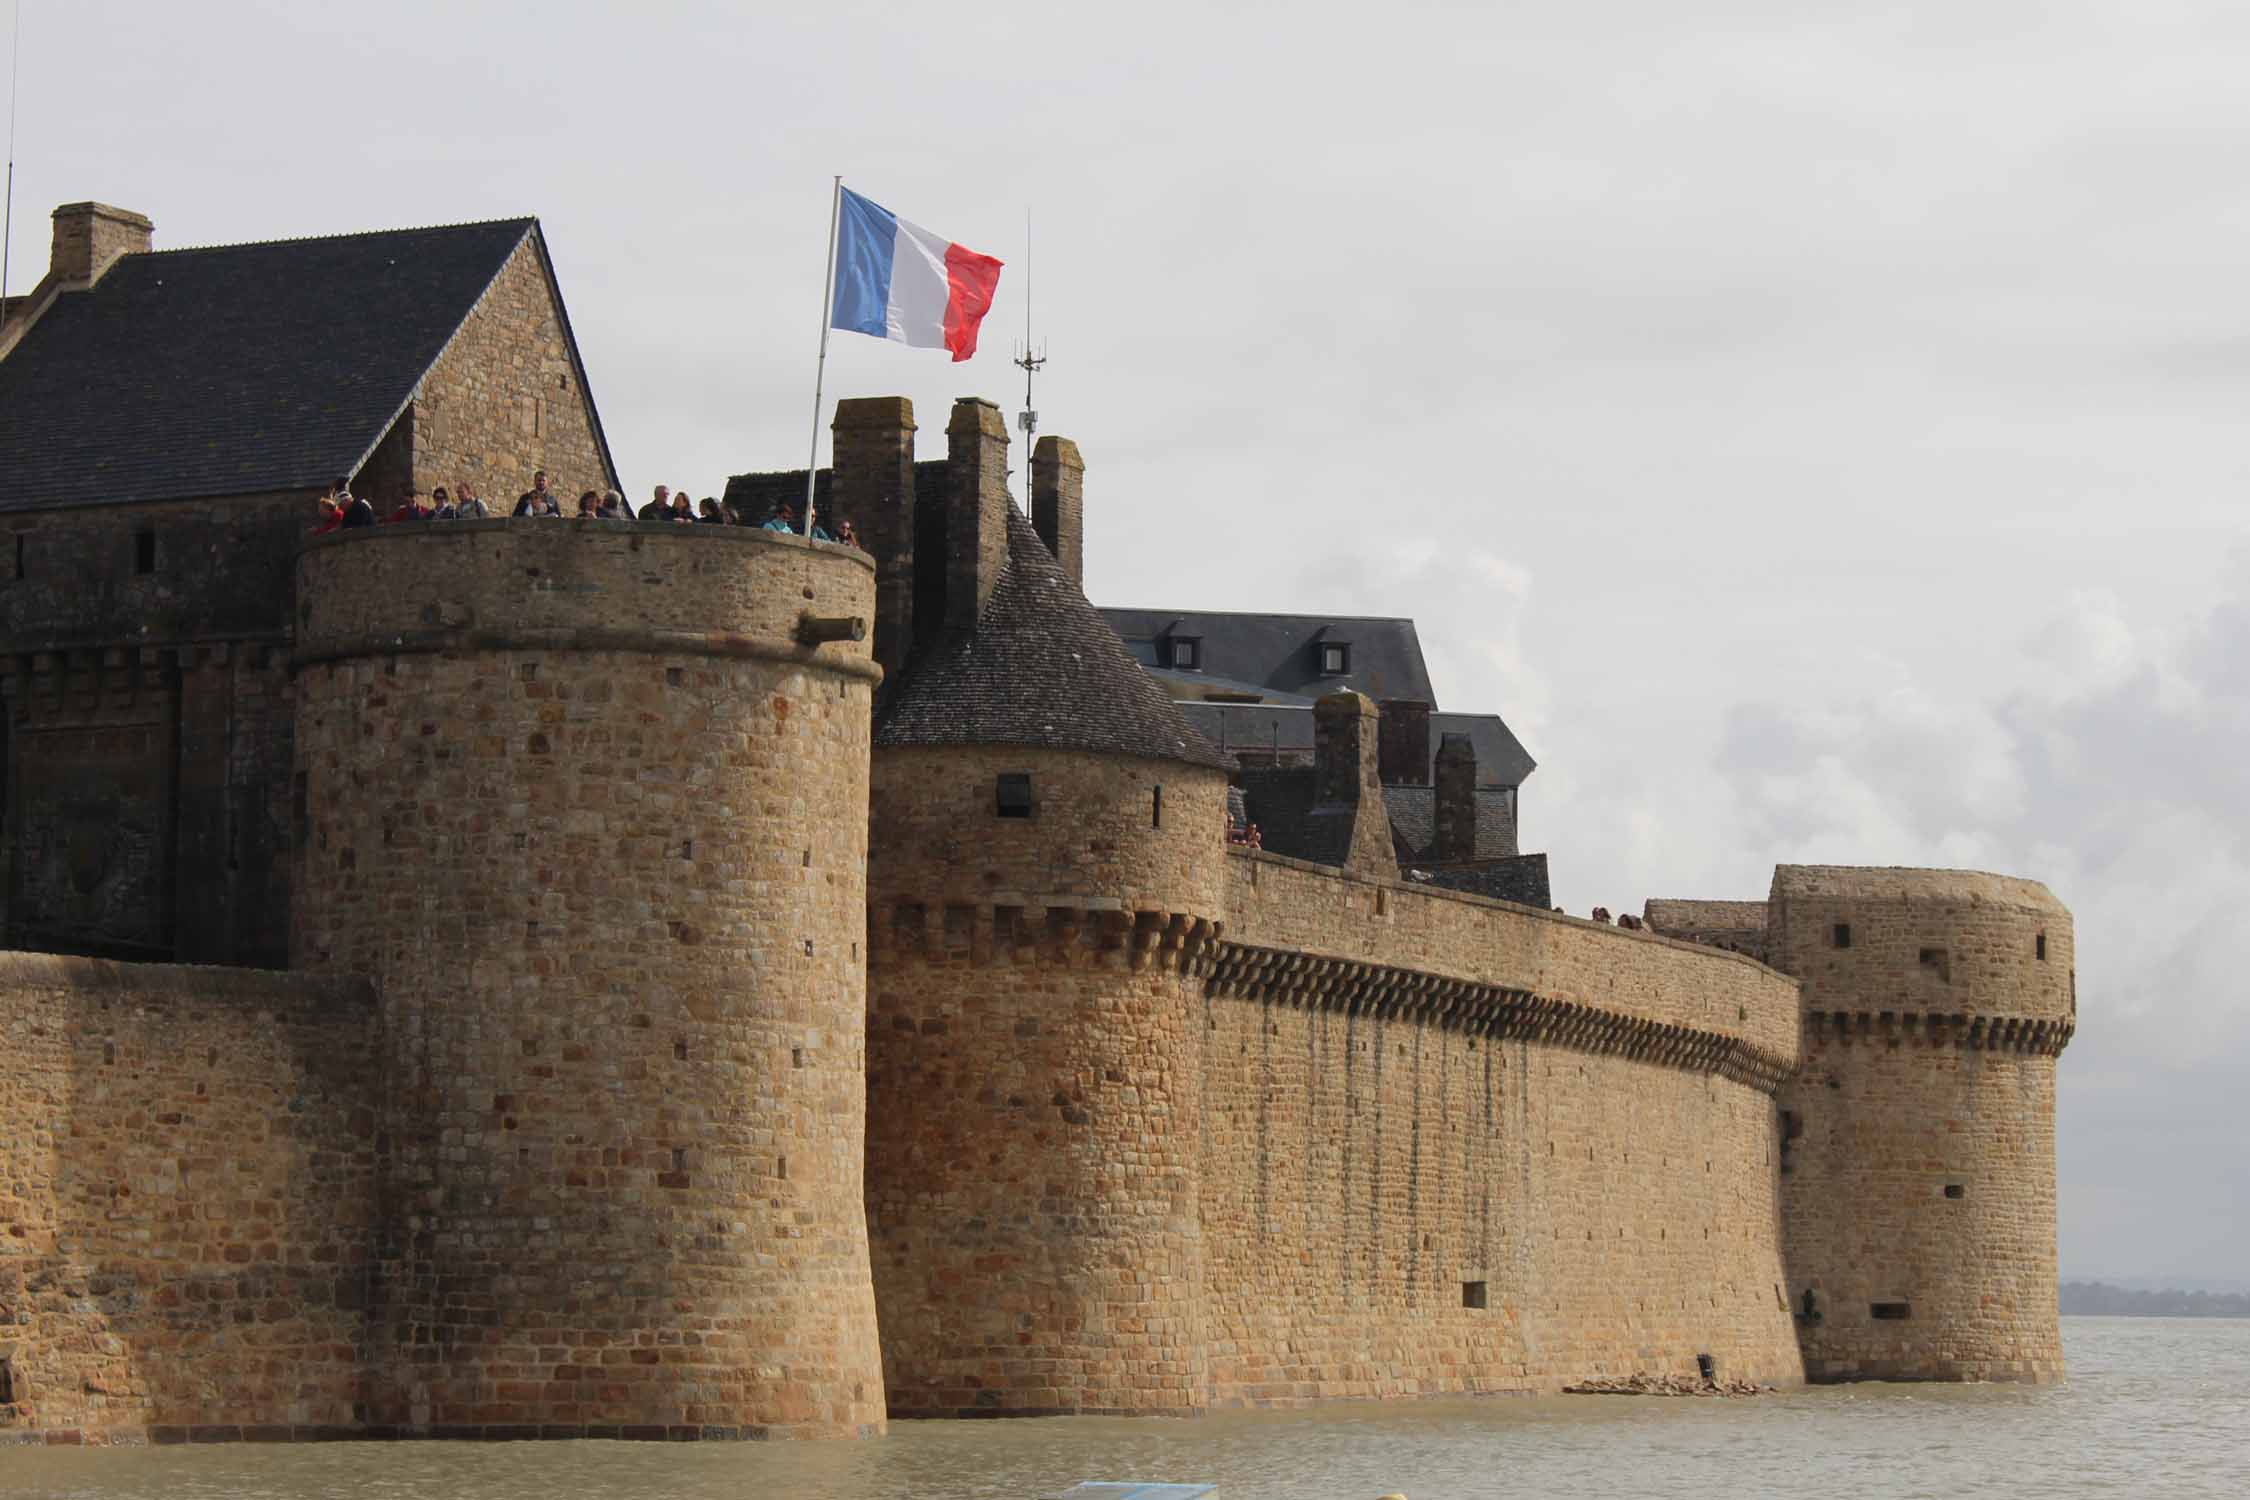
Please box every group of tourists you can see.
[312,472,860,548]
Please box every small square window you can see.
[1461,1280,1488,1310]
[1832,922,1851,949]
[1870,1300,1912,1321]
[1943,1183,1965,1200]
[996,773,1033,819]
[1168,636,1201,670]
[1319,641,1350,676]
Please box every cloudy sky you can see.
[7,0,2244,1284]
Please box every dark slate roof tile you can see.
[1100,606,1436,703]
[0,219,552,512]
[876,506,1232,770]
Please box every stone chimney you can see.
[1377,699,1431,787]
[832,396,918,680]
[1314,690,1399,879]
[1031,435,1084,586]
[50,202,153,287]
[1434,732,1478,863]
[943,397,1011,632]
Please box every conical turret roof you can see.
[875,506,1232,771]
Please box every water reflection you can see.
[3,1321,2244,1500]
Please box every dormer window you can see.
[1167,636,1202,671]
[1319,641,1350,676]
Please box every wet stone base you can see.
[2,1421,886,1446]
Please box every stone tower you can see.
[1767,865,2075,1382]
[862,398,1233,1417]
[290,518,887,1438]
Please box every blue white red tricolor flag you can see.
[830,187,1004,363]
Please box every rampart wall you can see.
[291,520,886,1439]
[0,954,377,1445]
[1204,853,1806,1399]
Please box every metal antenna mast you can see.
[2,0,22,311]
[1011,208,1045,485]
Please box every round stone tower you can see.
[1768,865,2075,1383]
[291,517,886,1439]
[861,403,1232,1416]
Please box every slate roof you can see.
[1101,607,1437,703]
[1178,701,1537,788]
[876,505,1233,770]
[0,217,615,512]
[1412,854,1552,910]
[1384,784,1519,862]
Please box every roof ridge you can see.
[1103,605,1418,625]
[133,217,538,260]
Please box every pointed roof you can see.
[0,217,616,512]
[876,506,1233,771]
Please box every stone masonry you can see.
[0,388,2077,1445]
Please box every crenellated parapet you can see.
[871,896,1221,972]
[1803,1008,2072,1056]
[1206,941,1799,1092]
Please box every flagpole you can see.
[804,175,842,537]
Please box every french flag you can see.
[830,187,1004,363]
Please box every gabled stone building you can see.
[0,201,616,964]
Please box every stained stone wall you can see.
[1205,852,1807,1401]
[291,520,886,1439]
[1768,865,2073,1382]
[0,954,377,1445]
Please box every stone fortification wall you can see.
[291,520,885,1439]
[1227,853,1800,1068]
[1,493,309,967]
[865,746,1229,1417]
[0,954,377,1445]
[1643,898,1772,964]
[1205,853,1805,1401]
[1768,865,2072,1382]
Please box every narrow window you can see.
[292,772,310,849]
[1832,922,1852,949]
[2035,932,2047,961]
[134,528,157,575]
[1919,947,1950,982]
[1461,1281,1488,1310]
[1168,637,1200,670]
[1944,1183,1965,1200]
[0,1353,14,1404]
[10,533,22,580]
[1870,1301,1912,1321]
[1319,641,1350,675]
[1696,1353,1715,1382]
[996,772,1033,819]
[1152,784,1163,829]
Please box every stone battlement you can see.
[296,518,877,678]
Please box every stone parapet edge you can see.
[1230,847,1797,982]
[297,515,878,571]
[291,626,884,684]
[1208,940,1800,1094]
